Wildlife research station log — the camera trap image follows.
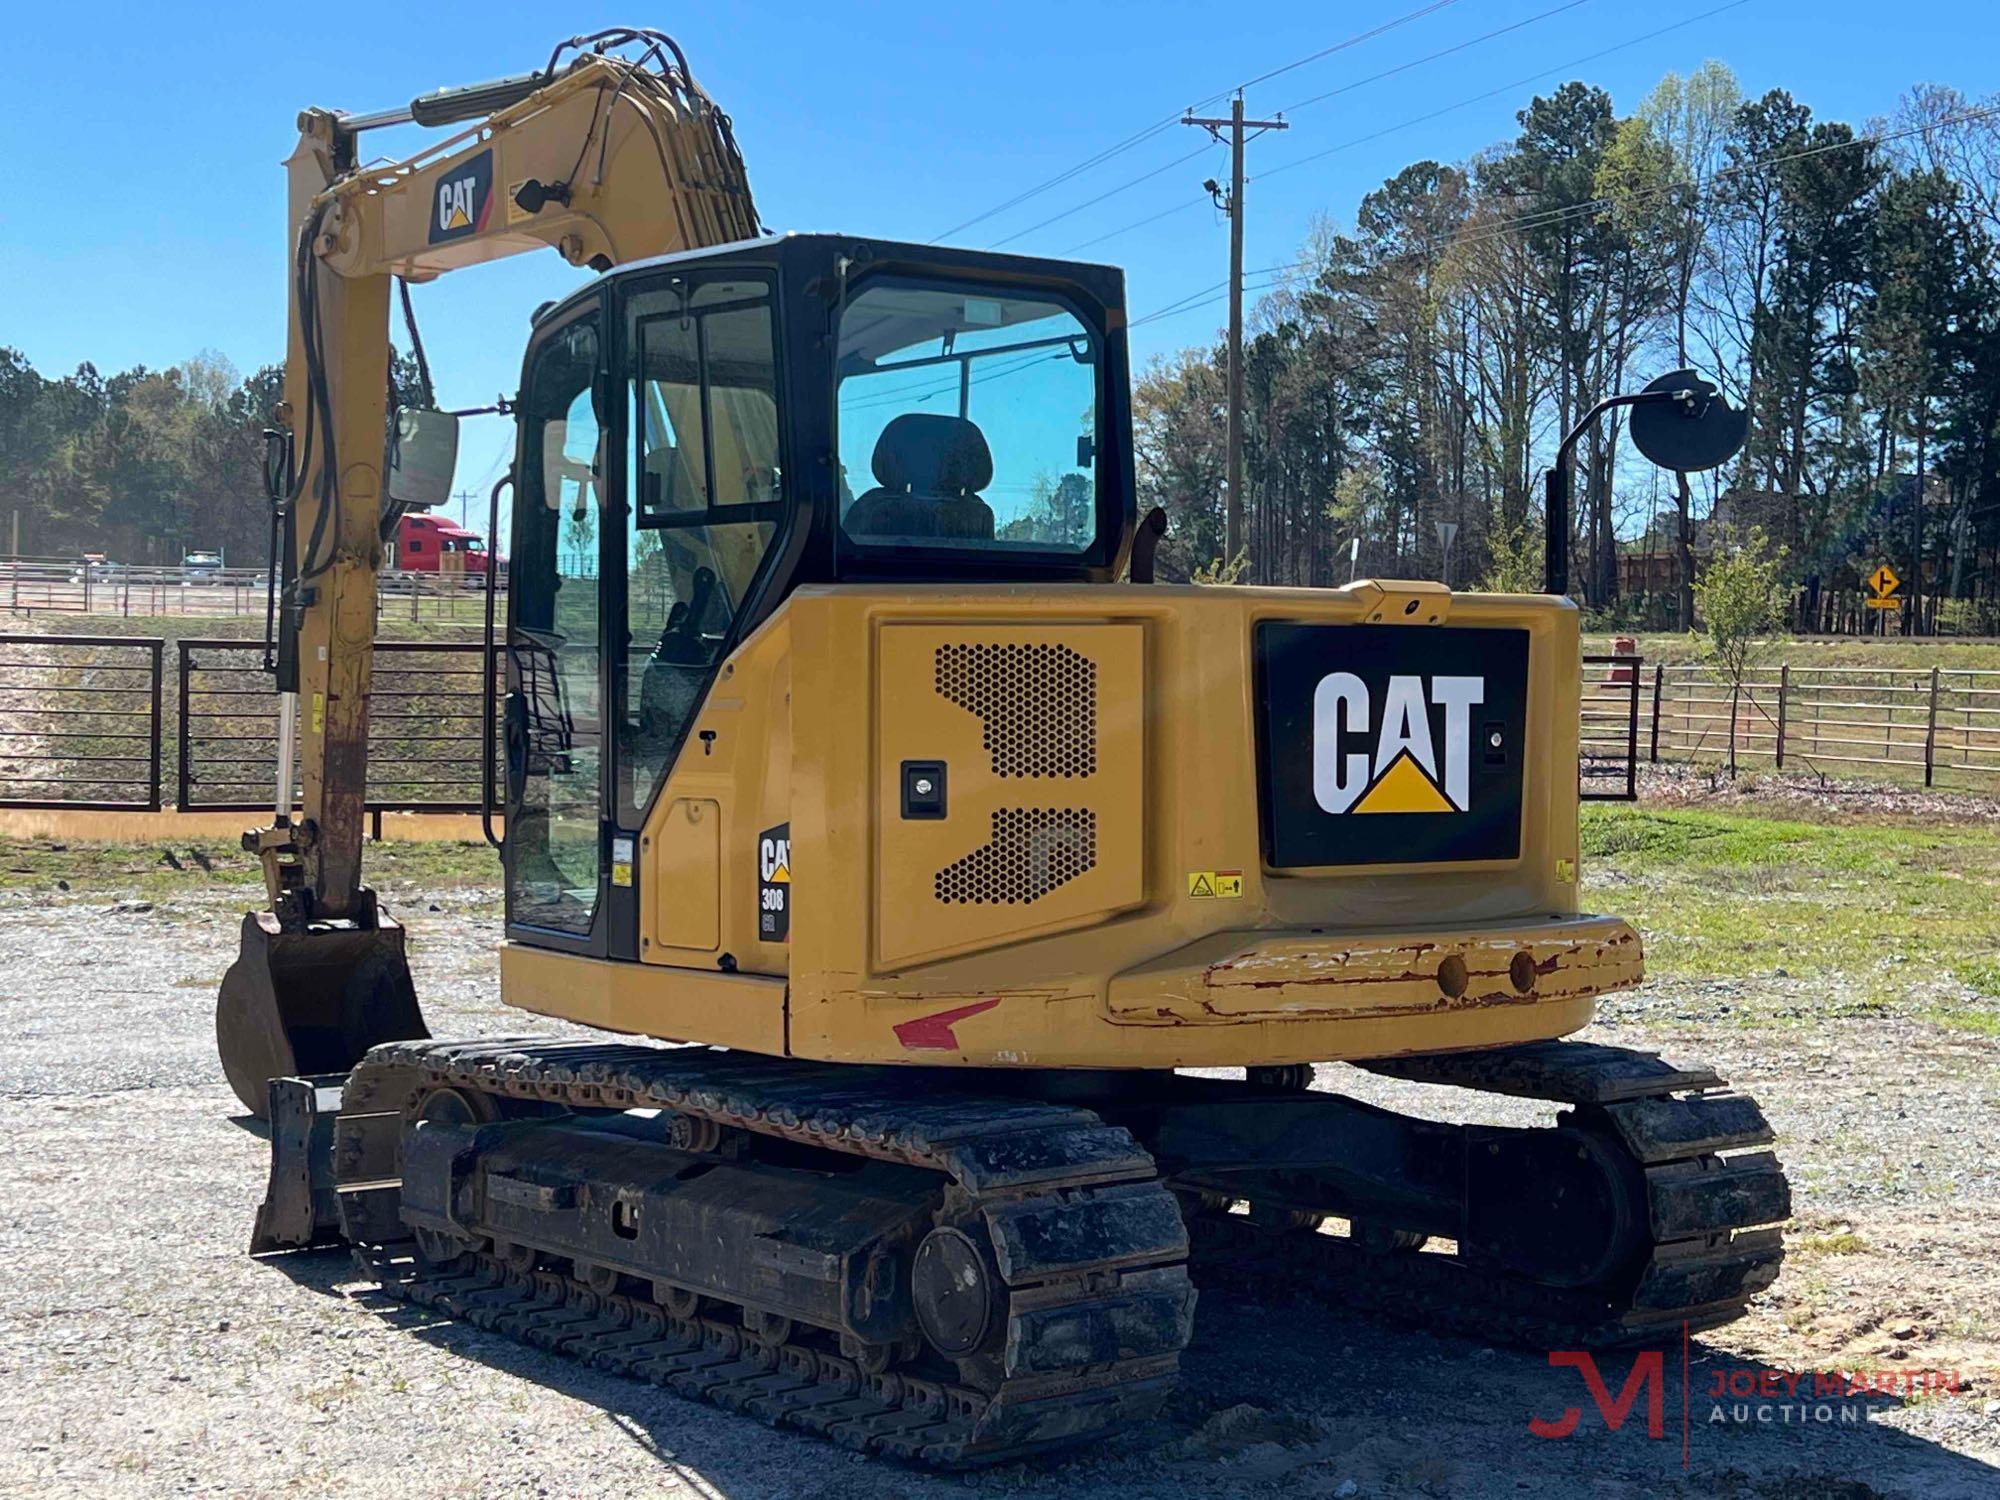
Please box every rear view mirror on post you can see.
[1627,369,1748,474]
[387,408,460,510]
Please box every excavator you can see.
[224,28,1789,1467]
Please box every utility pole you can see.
[454,488,475,532]
[1184,94,1286,571]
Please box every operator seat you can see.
[843,413,997,542]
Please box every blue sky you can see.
[1,0,1992,521]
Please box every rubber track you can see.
[334,1039,1196,1467]
[1188,1041,1789,1349]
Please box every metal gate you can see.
[1579,652,1641,802]
[178,639,496,815]
[0,633,163,810]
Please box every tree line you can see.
[0,349,428,568]
[0,352,286,565]
[1136,68,2000,632]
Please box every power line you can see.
[1129,268,1297,330]
[1273,0,1595,115]
[1256,0,1756,185]
[1057,0,1595,257]
[928,120,1189,244]
[931,0,1470,244]
[989,144,1220,250]
[1233,0,1469,95]
[1065,197,1210,256]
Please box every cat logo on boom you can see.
[428,149,494,244]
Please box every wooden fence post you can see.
[1649,664,1664,764]
[1776,663,1789,770]
[1925,666,1941,787]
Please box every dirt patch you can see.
[1634,762,2000,825]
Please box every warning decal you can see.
[1186,870,1244,900]
[758,823,791,943]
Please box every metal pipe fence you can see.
[1580,653,1641,801]
[1,557,500,625]
[5,634,1987,818]
[0,633,163,809]
[1648,662,2000,788]
[177,639,500,819]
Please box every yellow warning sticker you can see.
[310,692,324,735]
[1187,871,1244,899]
[1555,857,1576,885]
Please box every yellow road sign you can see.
[1865,597,1902,610]
[1868,564,1901,599]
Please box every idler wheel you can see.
[912,1227,996,1356]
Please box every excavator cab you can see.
[497,235,1134,961]
[222,234,1132,1112]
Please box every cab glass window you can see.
[617,276,783,823]
[836,282,1099,555]
[506,313,604,937]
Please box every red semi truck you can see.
[392,513,489,581]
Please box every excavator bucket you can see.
[216,910,429,1119]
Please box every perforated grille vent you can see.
[935,643,1097,778]
[933,808,1098,905]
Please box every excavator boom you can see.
[219,29,759,1115]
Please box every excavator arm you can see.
[219,28,759,1116]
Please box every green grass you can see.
[1583,804,2000,1027]
[0,834,499,899]
[1792,1230,1869,1256]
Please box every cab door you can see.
[608,270,789,960]
[504,300,611,954]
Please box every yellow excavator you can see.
[227,28,1788,1466]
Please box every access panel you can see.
[874,623,1145,970]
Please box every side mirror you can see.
[1545,368,1746,596]
[1628,369,1748,474]
[387,408,460,510]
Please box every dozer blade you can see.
[216,910,429,1119]
[250,1074,349,1253]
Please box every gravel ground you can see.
[2,883,1997,1499]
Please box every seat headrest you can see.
[871,413,994,496]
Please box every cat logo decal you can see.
[429,150,495,244]
[1313,673,1484,815]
